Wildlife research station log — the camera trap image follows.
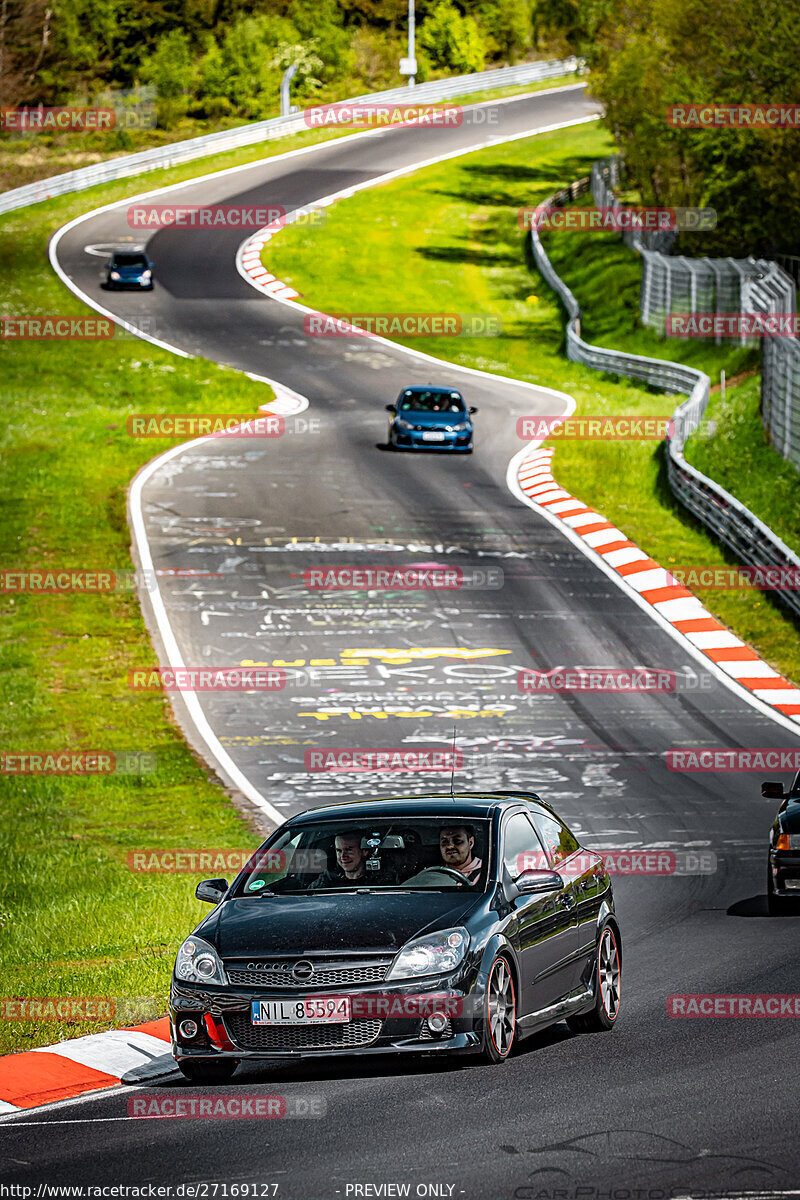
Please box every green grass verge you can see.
[264,120,800,684]
[684,376,800,556]
[0,172,295,1060]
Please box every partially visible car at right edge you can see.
[763,771,800,913]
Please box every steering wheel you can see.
[410,866,475,888]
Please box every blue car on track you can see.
[386,386,477,452]
[103,249,154,290]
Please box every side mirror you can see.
[469,406,478,414]
[195,878,228,904]
[762,781,786,799]
[512,869,563,896]
[385,404,396,413]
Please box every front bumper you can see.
[106,277,152,289]
[770,851,800,897]
[170,975,479,1061]
[391,427,472,450]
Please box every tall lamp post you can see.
[399,0,416,87]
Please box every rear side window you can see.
[529,810,579,866]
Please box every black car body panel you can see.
[170,794,619,1065]
[765,772,800,900]
[199,891,482,956]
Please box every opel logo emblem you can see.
[292,960,314,981]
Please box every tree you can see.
[418,1,485,73]
[141,27,194,124]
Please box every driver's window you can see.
[502,812,543,880]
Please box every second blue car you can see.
[387,386,476,452]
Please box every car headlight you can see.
[174,935,227,985]
[448,422,470,432]
[110,271,120,280]
[394,418,413,431]
[141,270,152,281]
[386,927,469,980]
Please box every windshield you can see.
[235,818,490,895]
[398,390,465,414]
[113,253,148,267]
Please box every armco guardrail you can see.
[529,179,800,622]
[0,57,580,217]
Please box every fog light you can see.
[427,1013,448,1034]
[179,1019,199,1039]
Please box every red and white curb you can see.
[0,1018,173,1113]
[515,446,800,723]
[239,217,301,299]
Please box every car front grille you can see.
[224,1014,382,1051]
[225,961,390,989]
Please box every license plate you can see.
[422,431,445,442]
[251,998,351,1025]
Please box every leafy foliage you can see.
[583,0,800,255]
[0,0,554,122]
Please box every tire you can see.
[567,924,621,1034]
[177,1058,238,1084]
[481,955,516,1063]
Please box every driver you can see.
[439,825,482,884]
[309,831,370,889]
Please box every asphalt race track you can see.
[3,83,799,1197]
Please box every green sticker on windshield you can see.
[248,878,266,890]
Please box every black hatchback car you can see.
[170,794,622,1082]
[763,771,800,913]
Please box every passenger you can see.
[309,831,369,889]
[439,824,482,884]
